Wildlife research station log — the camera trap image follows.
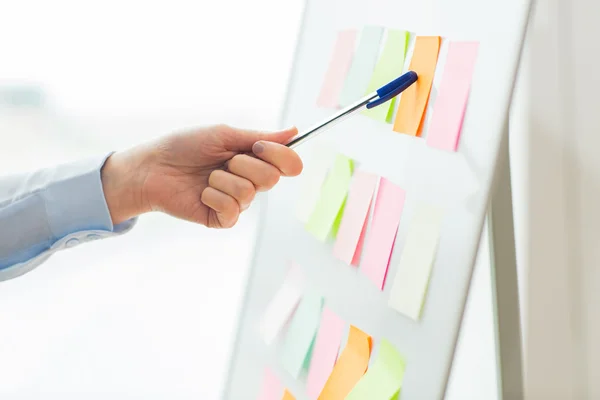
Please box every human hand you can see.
[101,124,303,228]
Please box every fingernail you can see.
[253,141,265,154]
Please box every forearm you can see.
[0,154,137,280]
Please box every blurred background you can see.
[0,0,594,399]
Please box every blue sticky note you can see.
[280,290,324,379]
[338,25,385,107]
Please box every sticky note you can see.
[317,30,358,109]
[363,30,410,122]
[280,290,324,379]
[360,178,406,290]
[257,368,283,400]
[282,389,296,400]
[332,171,378,266]
[393,36,441,136]
[426,41,479,151]
[346,339,406,400]
[317,325,372,400]
[306,307,345,399]
[296,144,336,224]
[305,154,354,241]
[339,26,385,107]
[259,263,305,345]
[388,203,444,320]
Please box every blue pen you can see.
[286,71,418,148]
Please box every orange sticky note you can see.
[317,326,372,400]
[393,36,441,136]
[282,389,296,400]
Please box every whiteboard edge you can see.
[439,0,535,398]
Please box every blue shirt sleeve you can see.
[0,153,136,281]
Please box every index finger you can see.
[251,140,303,177]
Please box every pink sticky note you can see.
[306,307,345,399]
[317,30,358,108]
[360,178,406,289]
[426,41,479,151]
[257,368,283,400]
[333,171,379,266]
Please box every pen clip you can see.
[366,71,418,109]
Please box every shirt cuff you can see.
[43,152,137,239]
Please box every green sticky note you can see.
[305,154,354,241]
[280,290,324,379]
[345,339,406,400]
[363,30,410,122]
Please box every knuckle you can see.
[265,170,280,189]
[228,154,246,171]
[208,169,224,186]
[215,123,232,132]
[238,180,256,202]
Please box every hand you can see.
[101,124,303,228]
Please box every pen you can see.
[286,71,418,148]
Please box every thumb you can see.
[222,125,298,151]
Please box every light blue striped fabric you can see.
[0,153,136,281]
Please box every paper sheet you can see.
[363,30,410,122]
[332,171,378,266]
[388,203,444,320]
[259,263,305,345]
[257,368,283,400]
[360,178,406,289]
[339,26,385,107]
[305,154,354,241]
[317,325,372,399]
[426,41,479,151]
[280,290,324,379]
[393,36,441,136]
[282,389,296,400]
[296,144,336,224]
[346,339,406,400]
[317,30,359,109]
[306,307,345,399]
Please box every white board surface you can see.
[222,0,531,398]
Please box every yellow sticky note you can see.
[346,339,406,400]
[305,154,354,241]
[388,203,444,320]
[282,389,296,400]
[363,30,410,122]
[317,325,372,399]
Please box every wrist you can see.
[101,148,151,225]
